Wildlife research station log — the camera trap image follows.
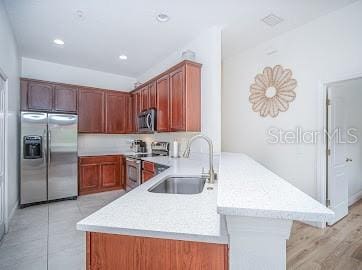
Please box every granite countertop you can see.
[217,153,334,222]
[77,154,228,244]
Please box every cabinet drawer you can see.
[142,161,155,173]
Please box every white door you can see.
[327,86,349,225]
[0,75,6,240]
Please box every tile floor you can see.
[0,190,125,270]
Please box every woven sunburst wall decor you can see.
[249,65,297,117]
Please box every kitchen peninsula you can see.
[77,153,333,270]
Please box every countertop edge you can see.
[217,206,334,222]
[76,223,229,244]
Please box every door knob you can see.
[346,158,352,162]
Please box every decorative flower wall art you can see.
[249,65,297,117]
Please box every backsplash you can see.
[135,132,201,154]
[78,134,135,153]
[78,132,202,154]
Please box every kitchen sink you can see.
[148,177,206,194]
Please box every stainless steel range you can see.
[125,142,169,191]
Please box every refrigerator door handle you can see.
[48,129,51,167]
[43,128,48,165]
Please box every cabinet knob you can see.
[346,158,352,162]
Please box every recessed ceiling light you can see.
[261,14,283,27]
[156,13,170,22]
[76,10,84,19]
[119,54,128,60]
[53,39,65,45]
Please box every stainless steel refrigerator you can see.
[20,112,78,207]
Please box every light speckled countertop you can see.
[217,153,334,222]
[77,154,228,244]
[77,152,333,244]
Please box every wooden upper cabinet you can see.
[156,74,170,132]
[21,79,78,114]
[131,93,138,132]
[27,81,53,111]
[105,91,127,134]
[78,88,105,133]
[126,95,134,133]
[169,66,186,131]
[131,90,141,132]
[135,90,142,115]
[53,85,78,113]
[141,86,149,112]
[149,81,157,109]
[170,62,201,132]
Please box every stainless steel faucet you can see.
[183,134,217,184]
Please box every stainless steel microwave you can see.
[138,109,156,133]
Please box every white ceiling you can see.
[4,0,357,77]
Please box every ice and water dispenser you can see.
[23,135,42,159]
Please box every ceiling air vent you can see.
[261,14,283,27]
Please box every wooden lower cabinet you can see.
[142,170,154,183]
[79,155,125,195]
[142,161,155,183]
[86,232,228,270]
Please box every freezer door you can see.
[20,112,48,205]
[48,114,78,200]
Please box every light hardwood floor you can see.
[287,199,362,270]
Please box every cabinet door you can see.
[105,92,127,133]
[125,95,134,133]
[132,93,138,132]
[149,81,157,109]
[142,170,155,183]
[156,75,170,132]
[20,79,28,111]
[78,88,105,133]
[53,85,78,113]
[141,86,149,111]
[133,91,142,132]
[143,161,155,173]
[120,157,126,189]
[134,90,142,115]
[100,160,120,189]
[79,158,101,195]
[170,67,186,131]
[27,81,53,111]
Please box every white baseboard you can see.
[349,190,362,206]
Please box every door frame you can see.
[316,71,362,228]
[0,67,8,234]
